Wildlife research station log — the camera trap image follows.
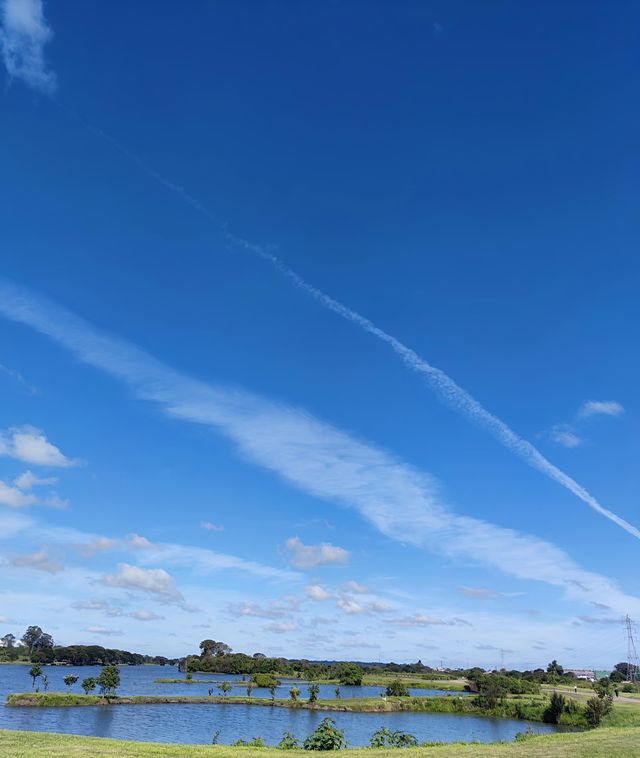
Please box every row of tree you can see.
[1,626,178,666]
[29,662,121,697]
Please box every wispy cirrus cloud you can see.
[389,613,459,627]
[58,109,637,540]
[72,599,164,621]
[578,400,624,419]
[456,586,522,599]
[0,0,56,93]
[0,363,38,395]
[10,548,62,573]
[343,580,370,595]
[13,470,58,490]
[0,283,639,618]
[84,625,122,636]
[266,620,297,634]
[547,400,624,448]
[229,601,290,619]
[200,521,224,532]
[548,424,583,449]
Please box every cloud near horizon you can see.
[0,282,638,619]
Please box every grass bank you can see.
[7,693,466,713]
[1,727,639,757]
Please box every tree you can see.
[246,681,255,698]
[41,674,49,692]
[303,717,346,750]
[385,679,409,697]
[22,626,53,658]
[543,693,565,724]
[2,633,15,648]
[269,684,277,702]
[219,681,232,697]
[96,664,120,698]
[613,662,632,680]
[199,639,232,657]
[290,686,300,702]
[28,664,42,690]
[546,660,564,677]
[81,677,96,695]
[308,683,320,703]
[334,686,341,699]
[335,662,364,686]
[474,674,507,710]
[63,674,79,691]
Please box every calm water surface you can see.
[0,664,568,746]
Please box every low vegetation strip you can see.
[0,728,639,757]
[6,693,467,713]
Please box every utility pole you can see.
[625,616,639,683]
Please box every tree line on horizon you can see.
[1,626,178,666]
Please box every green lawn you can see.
[1,727,640,757]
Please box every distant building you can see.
[564,668,595,680]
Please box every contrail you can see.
[60,109,640,541]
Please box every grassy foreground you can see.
[1,728,640,757]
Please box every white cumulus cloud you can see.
[0,425,75,467]
[285,537,349,570]
[0,479,37,508]
[305,583,333,601]
[101,563,184,605]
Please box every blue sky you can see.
[0,0,638,668]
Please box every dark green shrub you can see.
[385,679,409,697]
[233,737,267,747]
[303,718,346,750]
[585,694,613,728]
[543,693,565,724]
[252,673,279,688]
[278,732,301,749]
[308,683,320,703]
[335,663,364,686]
[370,728,417,748]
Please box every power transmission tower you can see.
[625,615,639,683]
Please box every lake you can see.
[0,664,570,746]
